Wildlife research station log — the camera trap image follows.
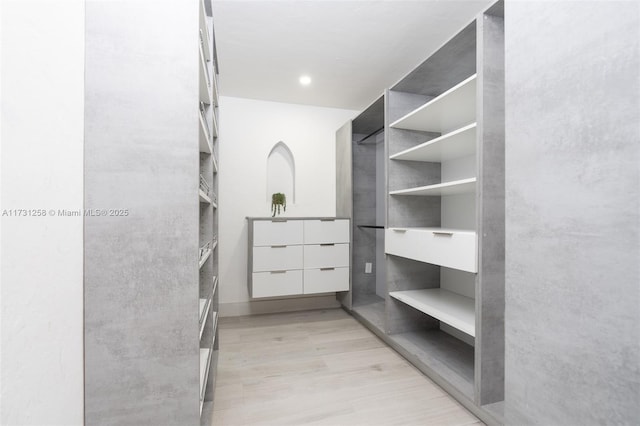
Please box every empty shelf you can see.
[198,0,211,61]
[211,109,218,138]
[199,113,212,154]
[389,178,476,196]
[390,123,477,162]
[199,347,211,401]
[390,75,476,133]
[199,298,209,323]
[199,299,212,340]
[199,44,212,105]
[390,288,475,336]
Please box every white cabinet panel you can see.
[385,228,477,273]
[253,245,303,272]
[253,220,303,246]
[303,219,349,244]
[304,267,349,294]
[252,270,303,298]
[303,244,349,269]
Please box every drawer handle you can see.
[271,219,287,223]
[433,231,453,236]
[393,229,407,233]
[320,267,335,271]
[320,243,335,247]
[270,270,287,274]
[270,245,287,248]
[320,219,335,222]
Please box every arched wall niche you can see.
[266,141,295,205]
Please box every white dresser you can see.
[247,217,350,298]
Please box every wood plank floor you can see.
[211,308,482,426]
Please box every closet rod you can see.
[354,126,384,145]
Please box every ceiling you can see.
[212,0,493,111]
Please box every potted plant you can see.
[271,193,286,217]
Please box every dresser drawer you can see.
[252,270,303,298]
[253,245,303,272]
[303,219,349,244]
[304,267,349,294]
[385,228,477,273]
[303,244,349,269]
[253,220,303,246]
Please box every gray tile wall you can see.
[505,2,640,424]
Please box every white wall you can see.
[218,96,356,314]
[0,1,85,424]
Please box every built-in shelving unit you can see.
[198,0,219,421]
[336,2,505,425]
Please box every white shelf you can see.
[389,177,476,196]
[211,240,218,252]
[211,109,218,138]
[212,275,218,297]
[198,0,211,61]
[212,65,219,106]
[199,248,212,268]
[199,298,208,323]
[199,347,212,401]
[199,189,212,204]
[211,311,219,338]
[198,44,212,105]
[389,288,475,336]
[199,112,212,154]
[390,123,477,162]
[212,152,218,174]
[390,74,476,133]
[199,300,211,340]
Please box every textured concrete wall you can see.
[505,2,640,424]
[84,1,200,425]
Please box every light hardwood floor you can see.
[212,308,482,426]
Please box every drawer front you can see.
[304,267,349,294]
[253,245,303,272]
[253,220,303,246]
[303,219,349,244]
[303,244,349,269]
[252,270,303,298]
[385,228,477,273]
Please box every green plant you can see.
[271,193,286,217]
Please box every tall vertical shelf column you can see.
[198,0,220,422]
[84,1,220,424]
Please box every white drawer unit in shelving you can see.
[304,267,349,294]
[252,270,304,298]
[248,217,351,298]
[303,244,349,269]
[385,227,477,273]
[253,245,303,272]
[253,220,303,246]
[303,219,350,244]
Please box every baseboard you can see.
[219,295,341,317]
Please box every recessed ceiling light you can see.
[299,75,311,86]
